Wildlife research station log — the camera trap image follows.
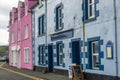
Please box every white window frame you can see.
[57,6,62,30]
[58,44,63,66]
[39,46,46,65]
[24,48,30,64]
[43,46,46,64]
[38,15,45,36]
[12,51,17,64]
[24,25,29,39]
[91,41,99,69]
[88,0,95,18]
[12,32,14,43]
[18,30,20,41]
[40,47,43,64]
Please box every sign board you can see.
[68,66,72,78]
[51,29,73,41]
[72,65,84,80]
[106,41,113,59]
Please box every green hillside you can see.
[0,46,9,56]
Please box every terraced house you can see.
[32,0,120,80]
[9,0,38,70]
[9,0,120,80]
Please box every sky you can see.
[0,0,24,46]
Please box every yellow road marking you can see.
[0,62,5,67]
[0,66,44,80]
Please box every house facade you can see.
[9,0,38,70]
[32,0,120,80]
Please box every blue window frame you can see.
[82,0,99,23]
[55,4,63,31]
[38,45,46,65]
[38,15,45,36]
[56,43,63,66]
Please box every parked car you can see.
[0,56,6,62]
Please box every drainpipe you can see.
[44,0,48,67]
[82,0,86,72]
[31,9,35,70]
[113,0,118,79]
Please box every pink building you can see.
[9,0,38,70]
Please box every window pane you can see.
[59,55,63,65]
[24,25,28,39]
[92,41,98,53]
[56,6,62,30]
[89,5,92,17]
[58,43,63,65]
[59,44,63,53]
[93,55,99,68]
[88,0,95,18]
[40,47,42,64]
[42,15,44,34]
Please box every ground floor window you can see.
[38,45,46,65]
[57,43,63,66]
[91,41,99,69]
[24,48,30,64]
[12,51,17,64]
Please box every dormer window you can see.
[25,3,28,16]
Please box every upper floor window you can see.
[24,48,29,63]
[88,0,95,18]
[18,30,20,41]
[38,15,45,36]
[25,3,28,16]
[83,0,99,22]
[24,25,28,39]
[55,4,63,31]
[11,32,14,43]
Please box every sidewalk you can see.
[2,62,72,80]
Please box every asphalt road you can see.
[0,68,33,80]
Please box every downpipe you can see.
[113,0,118,79]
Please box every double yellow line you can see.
[0,63,44,80]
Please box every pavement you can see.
[0,62,72,80]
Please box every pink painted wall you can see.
[9,0,38,70]
[9,7,18,67]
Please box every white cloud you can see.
[0,0,24,45]
[0,29,9,45]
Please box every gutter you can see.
[113,0,118,79]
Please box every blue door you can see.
[48,44,53,72]
[72,41,80,65]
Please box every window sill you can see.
[24,62,29,64]
[38,34,46,37]
[51,28,73,35]
[17,40,20,42]
[55,28,63,32]
[84,17,96,23]
[24,37,29,40]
